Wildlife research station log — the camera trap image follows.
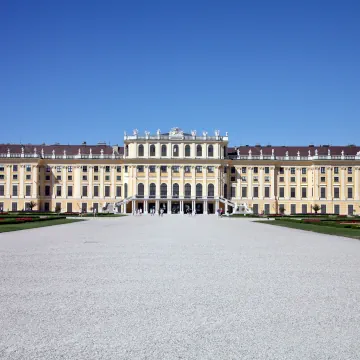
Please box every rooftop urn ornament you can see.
[315,149,318,156]
[308,150,311,156]
[41,148,44,158]
[297,151,300,157]
[328,149,331,156]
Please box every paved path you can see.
[1,216,360,359]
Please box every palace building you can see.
[0,127,360,215]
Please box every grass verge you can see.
[0,219,84,233]
[257,220,360,239]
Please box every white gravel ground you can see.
[1,216,360,360]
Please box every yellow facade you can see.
[0,128,359,215]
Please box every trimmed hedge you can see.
[0,217,65,226]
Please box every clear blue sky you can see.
[1,0,359,146]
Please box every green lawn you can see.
[257,220,360,239]
[0,219,83,233]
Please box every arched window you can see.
[185,145,191,157]
[161,144,167,157]
[160,183,167,198]
[197,145,202,157]
[150,144,156,157]
[196,183,203,198]
[208,184,214,198]
[137,183,144,198]
[184,183,191,198]
[149,183,156,198]
[172,183,179,198]
[208,145,213,157]
[224,184,228,199]
[173,145,179,157]
[124,183,128,198]
[138,144,144,157]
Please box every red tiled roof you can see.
[228,145,360,156]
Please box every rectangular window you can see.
[46,166,51,172]
[334,204,340,215]
[334,167,339,174]
[348,177,353,182]
[302,168,307,174]
[94,186,99,197]
[0,175,4,180]
[253,176,258,182]
[12,185,18,196]
[301,187,307,198]
[67,203,73,213]
[348,167,352,174]
[279,204,285,214]
[265,167,269,174]
[231,176,236,182]
[207,166,214,173]
[231,187,236,197]
[160,166,167,173]
[137,165,144,172]
[334,177,339,183]
[56,202,61,212]
[184,166,190,173]
[94,166,98,173]
[124,166,128,173]
[0,165,4,172]
[172,166,179,173]
[321,204,326,214]
[82,175,87,181]
[56,175,61,181]
[13,165,18,172]
[149,166,156,173]
[105,166,110,173]
[43,202,49,211]
[26,185,31,196]
[56,186,62,197]
[302,177,306,183]
[116,186,121,197]
[116,175,121,181]
[334,187,339,199]
[264,204,270,214]
[279,187,284,197]
[290,187,296,198]
[242,167,246,174]
[67,186,73,197]
[320,187,326,198]
[57,166,62,172]
[241,176,246,182]
[302,204,307,214]
[26,174,31,180]
[241,187,247,198]
[12,202,17,211]
[253,187,259,198]
[320,177,326,182]
[13,174,18,180]
[231,167,235,174]
[290,168,295,174]
[223,167,227,173]
[105,186,110,197]
[290,177,295,182]
[291,204,296,214]
[253,167,258,174]
[105,175,110,181]
[82,203,87,213]
[265,176,270,182]
[253,204,258,214]
[93,175,98,181]
[348,205,354,215]
[67,166,72,172]
[320,167,325,174]
[264,187,270,198]
[45,185,50,196]
[82,166,87,172]
[68,175,73,181]
[82,186,88,197]
[0,185,4,196]
[196,166,202,173]
[279,167,284,174]
[26,165,31,172]
[279,177,284,182]
[347,187,353,199]
[116,166,121,173]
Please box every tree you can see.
[312,204,320,214]
[28,201,37,211]
[55,204,61,213]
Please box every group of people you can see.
[216,208,224,217]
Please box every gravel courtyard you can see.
[1,216,360,360]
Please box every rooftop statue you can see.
[133,129,138,136]
[215,130,220,137]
